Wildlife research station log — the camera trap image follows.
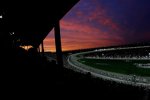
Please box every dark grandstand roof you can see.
[1,0,79,47]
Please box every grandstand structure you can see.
[0,0,80,88]
[0,0,79,67]
[84,46,150,59]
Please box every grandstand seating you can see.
[83,47,150,59]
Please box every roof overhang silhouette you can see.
[2,0,79,47]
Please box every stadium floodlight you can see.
[0,15,2,19]
[10,32,15,35]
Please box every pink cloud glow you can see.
[44,19,125,52]
[43,0,126,52]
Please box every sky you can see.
[44,0,150,52]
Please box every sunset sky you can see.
[44,0,150,52]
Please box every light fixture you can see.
[10,32,15,35]
[0,15,2,19]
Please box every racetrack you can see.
[67,46,150,88]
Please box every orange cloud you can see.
[43,19,125,52]
[43,0,126,52]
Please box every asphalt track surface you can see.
[67,46,150,88]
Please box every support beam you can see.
[37,47,40,53]
[41,41,44,53]
[54,21,63,67]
